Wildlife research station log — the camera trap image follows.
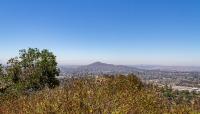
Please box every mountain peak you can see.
[89,62,109,66]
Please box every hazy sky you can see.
[0,0,200,65]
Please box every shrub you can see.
[0,74,199,114]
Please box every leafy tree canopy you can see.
[7,48,60,90]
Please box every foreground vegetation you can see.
[0,48,60,94]
[0,74,199,114]
[0,48,200,114]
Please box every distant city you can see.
[59,62,200,93]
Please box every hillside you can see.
[0,49,200,114]
[0,74,199,114]
[60,62,143,75]
[60,62,200,90]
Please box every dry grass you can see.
[0,75,199,114]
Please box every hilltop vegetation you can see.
[0,74,200,114]
[0,48,60,95]
[0,48,200,114]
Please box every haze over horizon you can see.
[1,0,200,66]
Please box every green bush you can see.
[1,48,60,95]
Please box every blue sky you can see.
[0,0,200,65]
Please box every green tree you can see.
[7,48,60,90]
[38,49,60,88]
[18,48,41,89]
[0,64,4,77]
[7,57,21,83]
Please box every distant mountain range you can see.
[58,62,200,89]
[60,62,143,75]
[132,65,200,72]
[76,62,142,73]
[60,62,200,74]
